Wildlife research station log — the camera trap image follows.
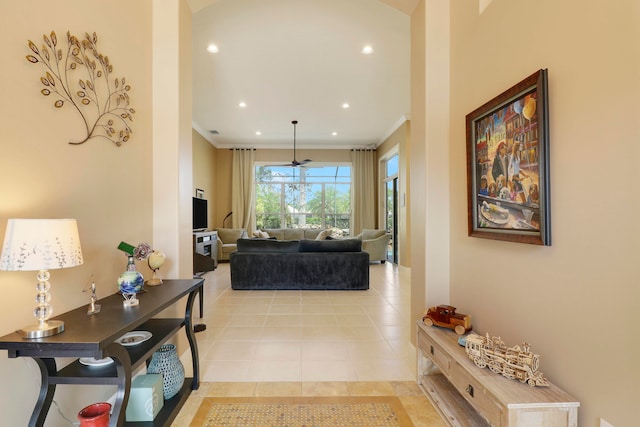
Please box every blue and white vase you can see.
[147,344,185,400]
[117,256,144,294]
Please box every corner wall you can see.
[409,0,451,344]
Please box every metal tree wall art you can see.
[26,31,135,146]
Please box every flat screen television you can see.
[192,197,208,230]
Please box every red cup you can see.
[77,402,111,427]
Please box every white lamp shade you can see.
[0,219,84,271]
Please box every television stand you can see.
[193,230,218,268]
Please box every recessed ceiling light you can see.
[207,44,219,53]
[362,45,374,54]
[332,132,338,136]
[342,102,350,109]
[238,101,247,108]
[255,131,262,136]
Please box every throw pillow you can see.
[259,230,270,239]
[314,229,331,240]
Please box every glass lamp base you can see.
[18,320,65,339]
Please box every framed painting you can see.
[466,69,550,245]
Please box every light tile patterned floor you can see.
[172,262,446,426]
[188,262,415,383]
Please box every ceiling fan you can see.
[280,120,311,167]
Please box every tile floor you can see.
[188,262,416,383]
[173,262,446,426]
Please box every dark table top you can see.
[0,279,203,358]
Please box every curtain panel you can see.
[351,149,376,234]
[231,148,256,230]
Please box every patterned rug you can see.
[190,396,415,426]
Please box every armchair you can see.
[352,229,391,263]
[215,228,248,262]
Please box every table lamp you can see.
[0,219,84,338]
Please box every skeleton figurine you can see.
[84,282,101,315]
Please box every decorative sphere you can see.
[118,271,144,294]
[148,251,166,270]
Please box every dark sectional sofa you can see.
[229,238,370,290]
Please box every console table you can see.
[416,320,579,427]
[0,278,203,427]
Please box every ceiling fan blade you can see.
[273,121,312,167]
[275,160,303,167]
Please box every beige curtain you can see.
[351,149,376,234]
[231,149,255,230]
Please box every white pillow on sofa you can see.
[315,229,331,240]
[252,230,271,239]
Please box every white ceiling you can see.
[190,0,413,150]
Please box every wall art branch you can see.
[26,31,135,146]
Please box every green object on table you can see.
[117,241,135,256]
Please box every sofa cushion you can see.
[361,229,386,240]
[216,228,246,243]
[262,229,284,240]
[221,244,238,254]
[262,228,325,240]
[236,238,300,253]
[303,229,322,239]
[284,229,304,240]
[298,239,361,253]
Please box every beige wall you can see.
[0,1,154,425]
[0,1,193,424]
[445,0,638,425]
[193,129,218,229]
[409,0,427,343]
[152,0,194,282]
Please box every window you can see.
[383,153,399,263]
[255,165,351,235]
[386,154,398,178]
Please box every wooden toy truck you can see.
[422,305,472,335]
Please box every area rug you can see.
[190,396,415,427]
